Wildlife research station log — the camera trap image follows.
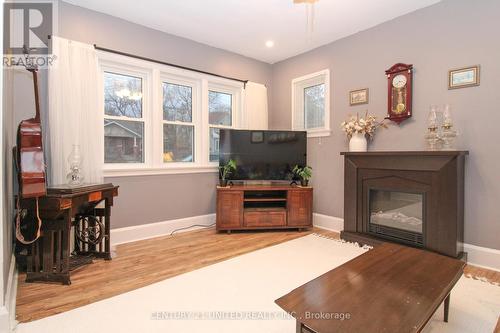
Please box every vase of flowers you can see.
[349,132,367,152]
[340,112,387,152]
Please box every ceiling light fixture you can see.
[265,40,275,48]
[293,0,320,38]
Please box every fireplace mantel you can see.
[341,151,469,156]
[341,150,468,258]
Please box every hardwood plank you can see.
[16,227,334,323]
[494,316,500,333]
[16,227,499,324]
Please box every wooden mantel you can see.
[341,150,468,258]
[340,150,469,156]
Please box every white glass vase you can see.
[349,132,367,152]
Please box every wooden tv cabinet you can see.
[216,184,313,232]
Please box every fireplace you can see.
[368,189,424,246]
[341,151,467,258]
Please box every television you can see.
[219,129,307,181]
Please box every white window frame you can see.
[291,69,330,138]
[159,74,200,167]
[101,62,152,171]
[207,82,242,165]
[98,51,243,177]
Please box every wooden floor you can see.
[16,227,500,323]
[16,227,335,322]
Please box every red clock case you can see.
[385,63,413,124]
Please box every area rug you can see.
[15,234,500,333]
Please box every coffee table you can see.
[275,243,465,333]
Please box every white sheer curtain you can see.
[47,36,103,185]
[243,82,268,130]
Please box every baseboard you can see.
[0,253,17,333]
[464,243,500,272]
[111,214,216,246]
[313,213,344,233]
[312,214,500,272]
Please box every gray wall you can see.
[57,1,272,228]
[9,0,499,250]
[270,0,500,250]
[1,61,15,308]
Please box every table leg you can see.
[444,293,450,323]
[104,197,112,260]
[62,210,72,285]
[296,320,303,333]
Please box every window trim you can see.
[98,51,243,176]
[207,83,241,164]
[291,69,331,138]
[101,64,152,169]
[161,76,198,165]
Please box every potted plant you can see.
[219,159,236,187]
[292,165,312,187]
[340,111,387,152]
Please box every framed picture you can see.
[349,88,369,106]
[448,65,480,89]
[251,131,264,143]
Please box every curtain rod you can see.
[47,35,248,87]
[94,44,248,88]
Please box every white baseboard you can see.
[313,213,344,233]
[0,253,17,333]
[312,214,500,272]
[111,212,500,272]
[464,243,500,272]
[111,214,216,246]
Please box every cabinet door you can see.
[287,190,312,226]
[217,191,243,228]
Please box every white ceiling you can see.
[62,0,441,64]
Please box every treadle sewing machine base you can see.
[19,183,118,285]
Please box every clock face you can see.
[392,74,407,88]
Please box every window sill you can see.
[104,165,218,178]
[307,128,331,138]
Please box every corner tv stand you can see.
[216,184,313,232]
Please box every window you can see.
[163,82,194,162]
[209,89,234,162]
[292,69,330,137]
[304,84,325,129]
[104,72,145,163]
[99,51,242,176]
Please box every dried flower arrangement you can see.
[340,111,388,139]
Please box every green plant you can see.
[292,165,312,181]
[219,159,236,180]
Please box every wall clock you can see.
[385,63,413,124]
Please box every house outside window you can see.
[103,71,145,163]
[99,51,242,176]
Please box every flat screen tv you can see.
[219,129,307,181]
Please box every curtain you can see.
[243,82,268,130]
[47,36,103,185]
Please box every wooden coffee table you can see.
[275,243,465,333]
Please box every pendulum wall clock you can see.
[385,63,413,124]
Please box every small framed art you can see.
[349,88,369,106]
[448,65,480,89]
